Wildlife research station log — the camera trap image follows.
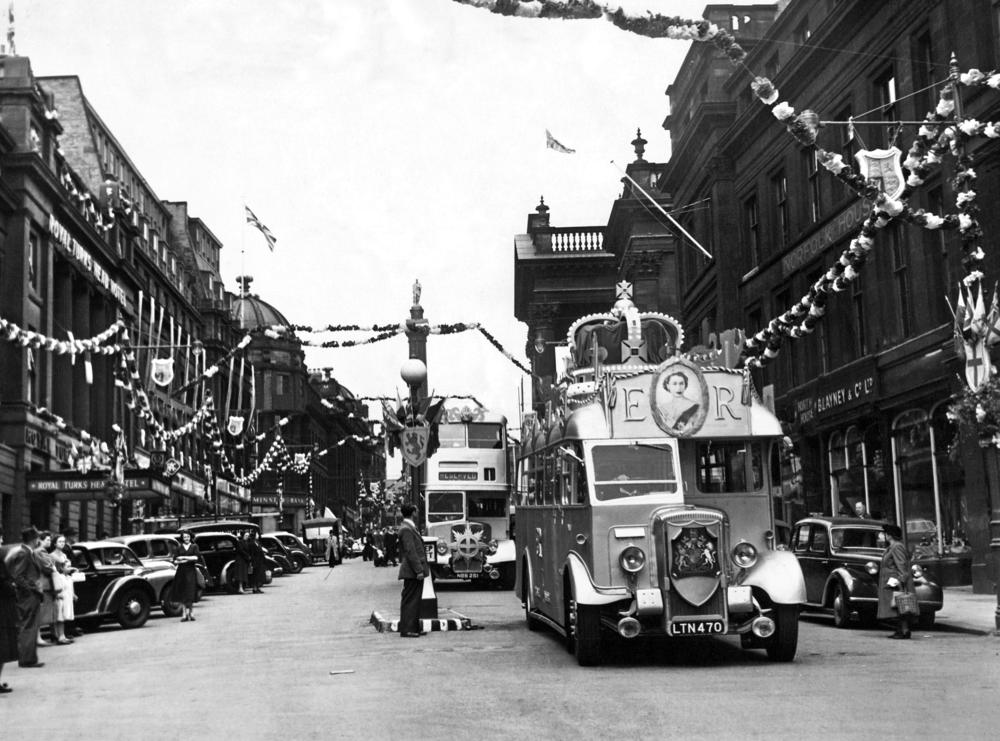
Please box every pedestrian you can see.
[0,533,20,693]
[247,531,266,593]
[33,531,57,647]
[234,531,251,594]
[4,526,45,668]
[362,529,374,562]
[877,523,915,639]
[397,503,428,638]
[60,528,83,637]
[172,531,205,622]
[325,530,338,569]
[384,526,399,567]
[47,534,76,645]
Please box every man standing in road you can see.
[397,503,428,638]
[4,526,45,668]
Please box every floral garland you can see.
[947,375,1000,448]
[0,316,124,355]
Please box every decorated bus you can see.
[421,399,516,588]
[516,283,806,665]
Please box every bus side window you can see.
[543,452,555,505]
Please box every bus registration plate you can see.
[669,620,725,636]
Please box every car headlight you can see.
[866,561,879,576]
[910,564,924,579]
[435,540,449,556]
[619,546,646,573]
[731,541,758,569]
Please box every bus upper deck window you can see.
[468,423,503,449]
[438,424,465,448]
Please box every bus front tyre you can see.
[573,602,602,667]
[765,604,799,662]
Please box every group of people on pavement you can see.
[361,526,399,568]
[232,530,268,595]
[0,525,86,693]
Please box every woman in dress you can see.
[247,531,266,594]
[172,531,205,622]
[234,531,251,594]
[0,533,19,693]
[34,531,57,647]
[660,371,700,432]
[877,523,915,639]
[47,534,76,645]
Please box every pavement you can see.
[936,586,1000,634]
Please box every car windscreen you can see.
[93,547,142,567]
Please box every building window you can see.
[912,31,934,119]
[890,226,911,337]
[772,171,789,248]
[765,54,779,80]
[794,19,810,44]
[804,150,820,223]
[874,68,897,147]
[28,233,40,291]
[851,270,867,357]
[744,194,760,267]
[276,373,289,395]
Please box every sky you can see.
[15,0,755,472]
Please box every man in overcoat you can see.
[4,526,45,667]
[877,523,915,639]
[397,503,428,637]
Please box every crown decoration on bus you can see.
[566,281,684,371]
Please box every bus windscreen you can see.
[592,443,678,501]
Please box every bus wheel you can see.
[765,604,799,662]
[523,576,539,632]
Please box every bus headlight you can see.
[619,546,646,573]
[731,541,758,569]
[486,540,498,555]
[435,540,449,556]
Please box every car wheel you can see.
[225,565,240,594]
[917,611,936,630]
[116,588,151,629]
[291,555,306,574]
[832,582,851,629]
[264,569,273,585]
[160,583,184,617]
[766,604,799,662]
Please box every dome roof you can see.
[230,293,290,330]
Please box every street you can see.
[3,557,998,739]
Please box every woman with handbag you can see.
[47,534,76,645]
[877,523,916,639]
[172,531,205,622]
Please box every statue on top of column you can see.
[412,279,422,306]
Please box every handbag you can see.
[892,590,919,616]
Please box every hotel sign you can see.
[48,214,129,307]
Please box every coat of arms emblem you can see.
[227,415,245,437]
[151,357,174,387]
[854,146,904,200]
[400,425,430,467]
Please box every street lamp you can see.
[400,358,427,519]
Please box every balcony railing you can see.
[534,227,605,253]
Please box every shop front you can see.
[215,478,251,516]
[779,344,979,587]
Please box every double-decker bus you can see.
[421,399,516,588]
[515,285,806,665]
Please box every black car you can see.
[70,541,159,629]
[192,532,281,592]
[260,535,302,574]
[791,517,944,629]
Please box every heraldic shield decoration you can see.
[662,510,724,608]
[151,357,175,387]
[227,415,245,437]
[400,425,430,468]
[450,522,490,575]
[854,146,905,200]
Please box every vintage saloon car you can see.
[791,517,943,629]
[111,533,208,603]
[265,531,313,570]
[193,532,280,592]
[259,534,302,574]
[70,541,170,628]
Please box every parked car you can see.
[192,532,280,592]
[69,541,165,628]
[791,516,944,629]
[178,520,261,537]
[266,531,313,569]
[260,534,302,574]
[111,533,208,604]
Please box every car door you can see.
[804,525,832,603]
[70,548,102,615]
[792,524,823,604]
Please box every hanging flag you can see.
[972,284,988,339]
[245,205,277,251]
[545,129,576,154]
[6,2,14,56]
[953,288,968,359]
[960,284,974,340]
[986,283,1000,347]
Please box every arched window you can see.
[930,403,969,562]
[892,409,934,557]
